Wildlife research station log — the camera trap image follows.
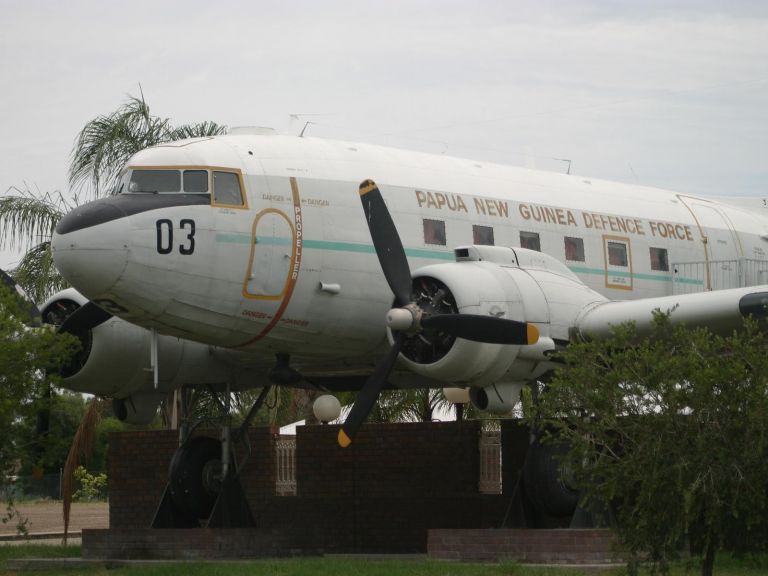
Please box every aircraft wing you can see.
[572,285,768,340]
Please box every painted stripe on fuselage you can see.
[215,232,698,284]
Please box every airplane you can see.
[35,127,768,525]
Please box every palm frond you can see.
[164,121,228,141]
[69,92,227,198]
[372,389,451,423]
[62,398,101,545]
[12,241,68,303]
[68,95,169,197]
[0,186,72,251]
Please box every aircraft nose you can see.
[52,201,130,297]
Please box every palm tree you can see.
[69,91,226,197]
[0,185,76,303]
[0,91,227,301]
[69,92,227,197]
[370,388,453,423]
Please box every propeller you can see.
[0,269,42,327]
[338,180,539,447]
[57,301,112,335]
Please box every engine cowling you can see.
[469,382,523,414]
[112,394,167,425]
[41,288,266,400]
[391,246,607,391]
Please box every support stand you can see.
[150,385,272,528]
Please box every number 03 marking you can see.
[156,219,196,255]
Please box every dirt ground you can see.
[0,502,108,535]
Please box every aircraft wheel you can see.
[168,436,222,521]
[522,438,579,518]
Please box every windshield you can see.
[123,169,210,194]
[129,170,181,193]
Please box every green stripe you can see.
[568,265,704,285]
[216,233,454,260]
[216,232,251,244]
[216,233,701,283]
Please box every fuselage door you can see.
[602,235,633,291]
[679,196,742,290]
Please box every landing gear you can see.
[151,385,272,528]
[168,436,223,522]
[503,379,613,529]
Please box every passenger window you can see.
[608,241,628,267]
[423,219,446,246]
[650,247,669,271]
[128,170,181,193]
[473,225,494,246]
[564,237,585,262]
[183,170,208,193]
[520,231,541,252]
[213,171,244,206]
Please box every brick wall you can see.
[428,528,622,564]
[296,421,481,498]
[108,430,177,529]
[102,421,572,557]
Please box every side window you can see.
[213,171,244,206]
[423,219,446,246]
[520,231,541,252]
[608,241,628,267]
[564,236,585,262]
[473,225,494,246]
[650,247,669,271]
[183,170,209,193]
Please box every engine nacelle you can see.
[469,382,523,414]
[112,394,166,425]
[41,289,266,400]
[391,246,606,388]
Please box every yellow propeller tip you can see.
[338,429,352,448]
[359,180,377,196]
[527,323,540,345]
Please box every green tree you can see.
[14,392,125,481]
[0,283,79,490]
[528,316,768,576]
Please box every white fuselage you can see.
[51,134,768,375]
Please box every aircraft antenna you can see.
[299,121,313,138]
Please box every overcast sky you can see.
[1,0,767,269]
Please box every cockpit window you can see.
[129,170,181,193]
[183,170,208,193]
[213,171,244,206]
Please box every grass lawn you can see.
[0,546,767,576]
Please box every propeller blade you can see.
[0,269,41,327]
[421,314,539,345]
[338,333,404,448]
[58,301,112,335]
[359,180,412,307]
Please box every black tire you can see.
[168,436,222,521]
[522,438,579,518]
